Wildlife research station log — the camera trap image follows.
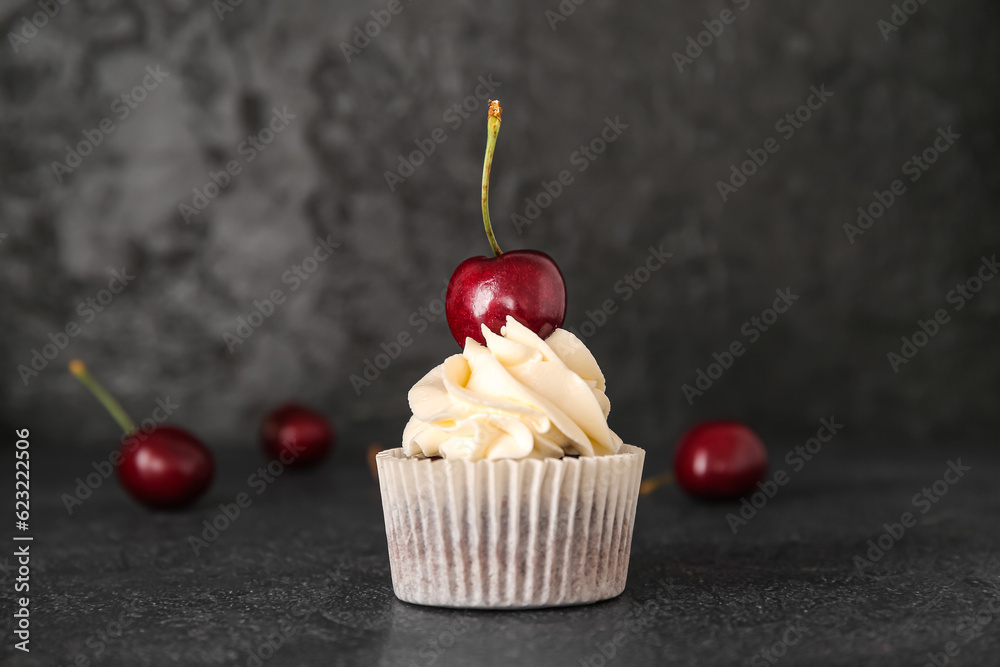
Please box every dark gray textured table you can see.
[3,442,999,667]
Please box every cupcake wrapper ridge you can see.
[376,445,645,609]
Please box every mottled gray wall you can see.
[2,0,998,466]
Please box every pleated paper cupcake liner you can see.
[376,445,645,609]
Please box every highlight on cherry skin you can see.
[261,403,335,467]
[444,99,567,348]
[69,360,214,509]
[673,421,768,500]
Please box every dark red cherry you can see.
[674,421,768,499]
[445,249,566,347]
[444,100,567,347]
[70,360,214,510]
[261,404,334,467]
[118,425,215,509]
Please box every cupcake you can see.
[376,100,644,608]
[376,317,645,608]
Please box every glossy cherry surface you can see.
[445,249,566,347]
[673,421,768,499]
[261,404,334,467]
[118,425,215,509]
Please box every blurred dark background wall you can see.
[2,0,998,468]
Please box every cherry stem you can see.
[481,100,503,257]
[69,359,137,434]
[639,470,675,495]
[366,443,384,480]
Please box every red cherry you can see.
[70,360,214,510]
[446,250,566,347]
[118,425,215,509]
[673,421,768,499]
[261,404,334,467]
[444,100,567,347]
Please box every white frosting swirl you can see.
[402,316,623,460]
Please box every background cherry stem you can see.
[481,100,503,257]
[69,359,137,434]
[639,470,675,495]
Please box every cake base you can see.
[376,445,645,609]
